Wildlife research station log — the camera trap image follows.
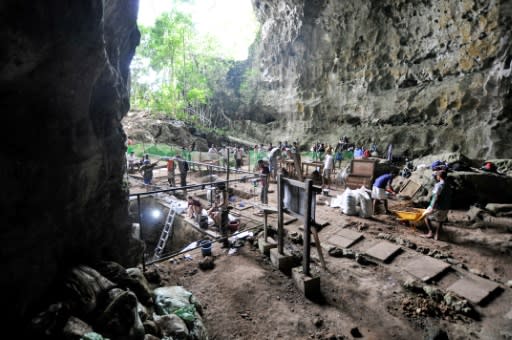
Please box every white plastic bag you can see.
[340,188,358,216]
[330,194,344,208]
[357,186,373,218]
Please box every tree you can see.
[130,9,232,128]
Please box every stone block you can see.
[292,267,320,299]
[364,241,402,263]
[447,275,500,305]
[326,230,364,249]
[402,256,451,282]
[258,237,277,256]
[270,248,297,275]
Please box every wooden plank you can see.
[312,227,327,270]
[284,217,298,225]
[283,177,307,189]
[398,179,422,198]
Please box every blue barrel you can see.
[200,240,212,257]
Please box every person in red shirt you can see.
[167,157,175,187]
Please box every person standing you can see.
[258,159,270,205]
[234,145,244,171]
[422,170,451,240]
[289,141,303,180]
[372,170,398,214]
[363,148,371,158]
[176,155,189,193]
[387,143,393,162]
[322,150,334,189]
[127,151,137,173]
[268,147,281,182]
[334,139,344,169]
[167,157,175,187]
[208,144,218,154]
[140,155,160,191]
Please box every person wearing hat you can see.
[422,170,452,240]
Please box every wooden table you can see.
[302,161,324,175]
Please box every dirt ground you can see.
[132,165,512,340]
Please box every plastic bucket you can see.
[228,220,240,232]
[200,240,212,257]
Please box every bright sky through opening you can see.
[138,0,258,60]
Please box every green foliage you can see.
[131,7,233,127]
[130,143,179,157]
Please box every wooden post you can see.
[303,179,312,276]
[263,211,268,242]
[226,148,230,195]
[277,174,284,254]
[137,194,146,272]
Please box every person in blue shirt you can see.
[422,170,451,240]
[354,146,363,159]
[372,170,398,214]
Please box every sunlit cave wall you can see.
[232,0,512,158]
[0,0,142,324]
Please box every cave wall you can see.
[0,0,142,323]
[235,0,512,158]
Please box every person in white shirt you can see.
[127,151,136,172]
[234,146,244,170]
[322,150,334,189]
[208,144,218,154]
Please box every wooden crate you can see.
[350,159,376,177]
[345,175,373,189]
[345,159,376,189]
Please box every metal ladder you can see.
[153,207,176,259]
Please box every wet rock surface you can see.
[219,0,512,159]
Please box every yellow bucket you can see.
[392,208,426,222]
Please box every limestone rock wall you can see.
[240,0,512,158]
[0,0,142,324]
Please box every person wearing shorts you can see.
[422,170,451,240]
[372,171,398,214]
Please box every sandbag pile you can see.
[29,262,208,340]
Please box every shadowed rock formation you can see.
[0,0,142,326]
